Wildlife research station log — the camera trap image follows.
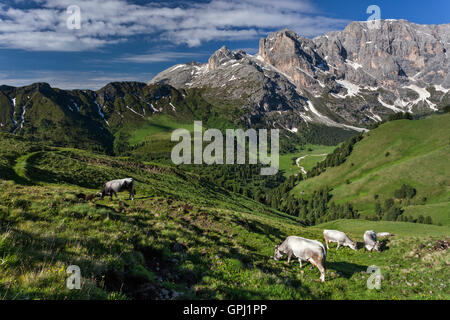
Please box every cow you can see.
[97,178,135,201]
[323,229,358,251]
[274,236,327,282]
[376,232,395,238]
[364,230,381,252]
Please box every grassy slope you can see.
[126,115,196,147]
[292,114,450,224]
[0,133,448,300]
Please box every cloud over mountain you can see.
[0,0,348,51]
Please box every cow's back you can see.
[284,236,326,260]
[324,229,346,242]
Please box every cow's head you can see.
[273,245,285,261]
[374,241,382,252]
[349,241,358,251]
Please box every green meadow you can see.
[292,114,450,223]
[0,113,448,300]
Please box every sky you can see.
[0,0,449,90]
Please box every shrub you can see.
[394,184,416,199]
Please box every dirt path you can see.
[295,154,328,175]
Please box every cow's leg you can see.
[324,236,329,250]
[286,252,292,264]
[309,258,326,282]
[113,191,118,200]
[318,264,326,282]
[298,258,303,268]
[336,242,340,250]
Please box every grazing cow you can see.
[376,232,395,238]
[323,229,358,251]
[98,178,135,200]
[364,230,381,252]
[274,236,327,282]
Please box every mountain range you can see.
[151,19,450,131]
[1,20,449,150]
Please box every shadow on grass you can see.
[327,261,367,278]
[1,166,35,186]
[231,217,287,243]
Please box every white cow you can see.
[274,236,327,282]
[98,178,135,200]
[323,230,358,251]
[364,230,381,252]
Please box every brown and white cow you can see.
[98,178,135,200]
[274,236,327,282]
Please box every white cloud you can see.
[117,51,208,63]
[0,0,349,51]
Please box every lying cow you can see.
[274,236,327,282]
[323,230,357,251]
[364,230,381,252]
[376,232,395,238]
[98,178,135,200]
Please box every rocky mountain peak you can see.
[259,28,328,89]
[208,45,244,70]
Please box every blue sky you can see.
[0,0,448,90]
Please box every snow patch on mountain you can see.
[149,103,159,113]
[404,84,437,111]
[72,101,80,112]
[94,100,109,125]
[434,84,449,93]
[378,97,403,113]
[126,105,144,117]
[336,80,361,97]
[170,65,186,72]
[20,106,26,129]
[11,98,17,126]
[346,60,363,70]
[307,100,367,132]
